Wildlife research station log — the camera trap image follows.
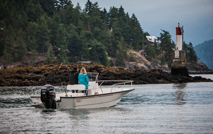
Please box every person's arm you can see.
[86,75,89,84]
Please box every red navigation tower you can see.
[171,23,188,76]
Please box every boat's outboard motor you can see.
[40,85,56,109]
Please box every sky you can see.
[70,0,213,46]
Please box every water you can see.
[0,82,213,133]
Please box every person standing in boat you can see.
[78,67,89,96]
[69,67,79,93]
[69,67,79,85]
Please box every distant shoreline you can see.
[0,63,212,86]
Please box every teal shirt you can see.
[78,74,89,89]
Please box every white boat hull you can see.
[56,88,134,109]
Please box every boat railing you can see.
[98,80,133,93]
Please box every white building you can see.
[146,36,161,46]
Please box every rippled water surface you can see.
[0,82,213,133]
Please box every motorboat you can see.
[30,72,134,109]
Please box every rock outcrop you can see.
[0,62,212,86]
[126,50,170,72]
[187,62,213,74]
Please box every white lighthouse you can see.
[171,23,188,76]
[176,23,183,50]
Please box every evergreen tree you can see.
[183,42,198,62]
[57,44,69,64]
[34,1,45,19]
[57,0,71,11]
[59,8,66,23]
[13,28,27,61]
[26,0,36,22]
[56,24,67,50]
[87,39,109,66]
[158,30,175,61]
[72,3,81,26]
[65,2,74,25]
[129,14,143,50]
[93,27,101,41]
[34,16,49,53]
[85,0,93,15]
[188,42,198,62]
[158,30,175,68]
[75,2,82,12]
[81,12,91,32]
[15,36,27,61]
[2,0,199,68]
[161,55,166,65]
[38,0,57,16]
[50,13,61,49]
[118,6,125,19]
[114,37,128,66]
[100,29,112,56]
[26,22,37,52]
[2,36,14,64]
[67,25,88,62]
[45,41,55,62]
[146,44,156,61]
[100,8,108,27]
[108,7,118,29]
[115,48,125,66]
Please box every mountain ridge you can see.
[194,39,213,69]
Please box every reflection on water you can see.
[173,83,187,89]
[173,83,187,105]
[0,82,213,133]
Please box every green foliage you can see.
[160,56,166,65]
[1,0,195,67]
[2,36,14,64]
[34,16,49,53]
[115,38,128,66]
[26,0,37,22]
[45,41,55,62]
[67,25,88,62]
[31,50,38,64]
[14,35,27,61]
[129,14,143,50]
[26,22,37,51]
[65,2,74,25]
[158,30,175,67]
[88,39,109,66]
[39,0,57,16]
[146,44,157,61]
[183,42,198,62]
[57,44,69,64]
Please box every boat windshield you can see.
[87,72,99,82]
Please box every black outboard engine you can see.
[40,85,56,109]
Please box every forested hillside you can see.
[194,39,213,69]
[0,0,198,68]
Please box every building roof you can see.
[146,36,161,43]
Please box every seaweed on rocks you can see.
[0,63,212,86]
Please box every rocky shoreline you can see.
[0,62,212,86]
[187,62,213,74]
